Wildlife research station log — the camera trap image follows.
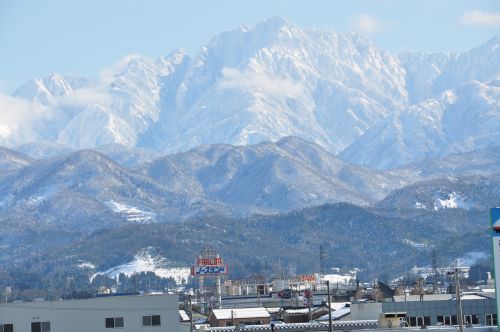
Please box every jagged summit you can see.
[2,19,499,169]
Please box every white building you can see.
[0,293,179,332]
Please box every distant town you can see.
[1,207,499,331]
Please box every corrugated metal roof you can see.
[265,307,281,313]
[285,308,310,314]
[317,306,351,321]
[460,294,488,300]
[329,302,350,310]
[211,307,271,320]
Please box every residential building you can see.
[0,293,179,332]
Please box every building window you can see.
[486,314,497,326]
[464,315,479,325]
[243,321,261,325]
[105,317,124,328]
[142,315,161,326]
[408,317,427,327]
[1,324,14,332]
[31,322,50,332]
[439,315,458,325]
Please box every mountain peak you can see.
[255,16,292,30]
[4,20,499,170]
[252,16,301,40]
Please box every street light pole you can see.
[326,280,333,332]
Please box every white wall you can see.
[0,294,179,332]
[350,302,382,320]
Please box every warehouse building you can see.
[0,293,179,332]
[351,294,497,327]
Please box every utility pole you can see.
[326,280,333,332]
[432,250,438,294]
[448,269,464,332]
[320,244,326,279]
[404,277,407,302]
[455,269,464,332]
[189,295,193,332]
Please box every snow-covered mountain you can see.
[142,136,407,213]
[1,136,499,228]
[0,141,497,286]
[2,18,499,169]
[0,146,33,173]
[0,137,407,227]
[377,174,500,211]
[341,82,500,168]
[0,149,227,231]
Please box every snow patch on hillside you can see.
[77,261,96,269]
[415,202,427,209]
[433,192,472,211]
[453,251,488,267]
[107,200,157,223]
[403,238,431,249]
[91,247,190,284]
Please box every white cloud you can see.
[100,54,143,84]
[56,87,111,108]
[219,68,303,97]
[0,94,44,124]
[0,94,45,139]
[459,10,500,27]
[350,14,386,35]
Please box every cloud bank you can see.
[220,68,303,98]
[0,94,45,139]
[350,14,386,35]
[459,10,500,27]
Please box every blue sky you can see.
[0,0,499,93]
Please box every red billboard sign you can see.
[197,257,223,266]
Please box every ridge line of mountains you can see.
[0,137,497,284]
[2,17,499,170]
[0,17,498,289]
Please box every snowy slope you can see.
[0,149,221,231]
[341,82,500,168]
[0,146,34,172]
[142,136,407,212]
[91,247,190,284]
[377,174,500,211]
